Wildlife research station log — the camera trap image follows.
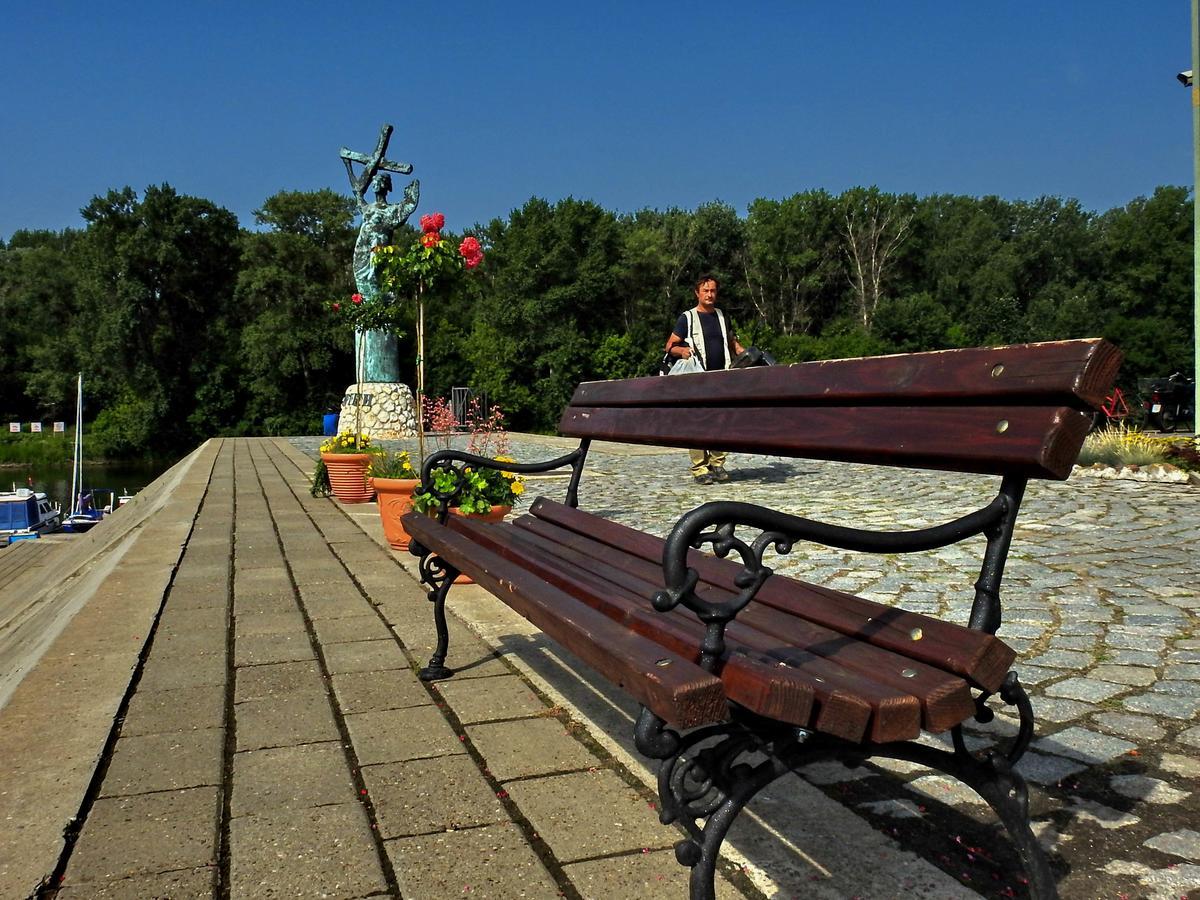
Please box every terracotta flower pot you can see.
[371,477,421,550]
[449,505,512,584]
[321,452,375,504]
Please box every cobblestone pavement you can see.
[296,433,1200,899]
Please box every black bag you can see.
[730,346,776,369]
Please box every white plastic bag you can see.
[667,356,704,376]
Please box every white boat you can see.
[0,488,63,543]
[61,374,105,534]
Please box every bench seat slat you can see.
[443,515,906,740]
[403,513,728,729]
[529,499,1015,693]
[510,515,977,734]
[560,404,1089,480]
[570,339,1121,411]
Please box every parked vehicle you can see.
[1143,372,1195,432]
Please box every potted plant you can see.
[369,449,421,549]
[315,431,378,504]
[411,455,525,584]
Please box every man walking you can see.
[663,275,744,484]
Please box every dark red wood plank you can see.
[449,515,923,742]
[569,339,1121,411]
[403,513,727,729]
[559,404,1090,480]
[529,499,1015,693]
[512,515,977,734]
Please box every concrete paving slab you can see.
[343,705,467,765]
[363,754,509,838]
[466,718,600,781]
[564,848,743,900]
[295,586,372,619]
[232,594,298,617]
[229,802,388,898]
[231,741,357,817]
[147,625,228,658]
[310,612,394,644]
[233,659,325,702]
[155,603,227,636]
[432,674,548,724]
[329,668,432,713]
[235,692,340,751]
[233,631,316,666]
[321,637,408,674]
[100,728,225,796]
[66,786,220,883]
[504,769,676,863]
[230,607,306,636]
[136,642,227,691]
[386,821,560,899]
[120,683,226,736]
[57,866,216,898]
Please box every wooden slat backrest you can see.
[559,339,1122,480]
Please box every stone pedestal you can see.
[337,382,418,439]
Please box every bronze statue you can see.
[340,125,419,383]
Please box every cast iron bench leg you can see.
[410,543,460,681]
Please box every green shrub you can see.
[1077,426,1170,468]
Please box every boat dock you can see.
[1,436,1197,899]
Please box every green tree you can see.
[466,197,623,429]
[839,187,915,331]
[236,189,359,433]
[743,190,841,335]
[0,229,81,419]
[74,184,241,453]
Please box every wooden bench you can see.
[403,338,1122,900]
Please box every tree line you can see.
[0,183,1192,456]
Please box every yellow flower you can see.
[511,482,525,495]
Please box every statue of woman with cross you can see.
[341,124,420,383]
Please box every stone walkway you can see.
[0,434,1195,899]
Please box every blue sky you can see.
[1,2,1193,241]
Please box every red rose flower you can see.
[421,231,440,248]
[332,302,340,311]
[459,236,481,258]
[419,212,445,234]
[351,293,363,305]
[464,253,482,269]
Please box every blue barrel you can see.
[322,413,339,436]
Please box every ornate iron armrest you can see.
[417,440,591,522]
[651,491,1018,670]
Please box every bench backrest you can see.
[559,339,1121,480]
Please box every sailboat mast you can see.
[69,373,82,516]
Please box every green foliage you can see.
[1,181,1194,450]
[411,458,525,514]
[1077,427,1170,468]
[368,450,419,479]
[0,432,74,465]
[88,391,160,458]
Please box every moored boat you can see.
[0,488,63,543]
[61,373,106,534]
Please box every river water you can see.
[2,459,177,512]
